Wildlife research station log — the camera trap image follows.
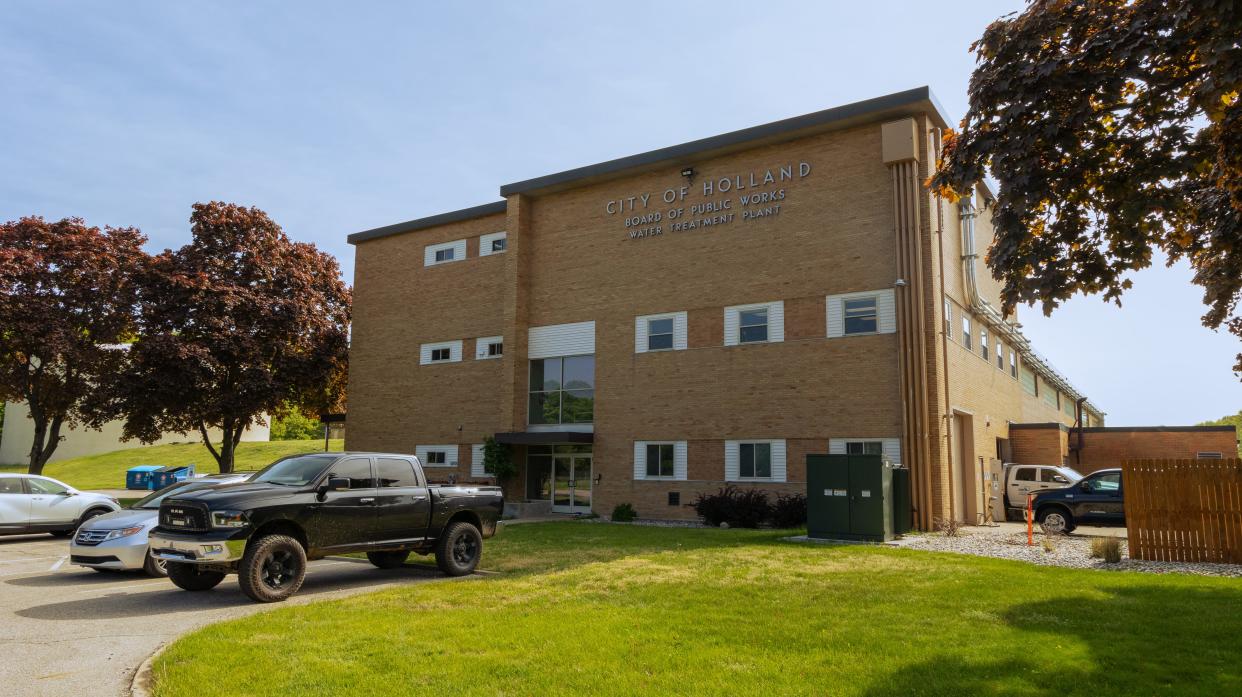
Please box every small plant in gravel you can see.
[1041,535,1058,554]
[610,503,638,523]
[1090,537,1123,563]
[935,517,962,537]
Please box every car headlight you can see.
[103,526,145,542]
[210,510,249,528]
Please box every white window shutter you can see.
[828,439,846,455]
[877,289,897,334]
[471,444,486,477]
[771,440,787,482]
[723,309,740,346]
[633,441,646,480]
[768,302,784,343]
[882,438,902,465]
[479,231,506,256]
[634,318,648,354]
[826,297,844,338]
[673,313,688,350]
[529,321,595,359]
[724,441,740,480]
[674,441,688,481]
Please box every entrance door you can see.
[552,454,592,514]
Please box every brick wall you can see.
[1008,424,1068,465]
[1075,427,1239,473]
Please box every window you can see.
[480,231,507,256]
[0,477,22,494]
[1015,468,1036,482]
[739,442,772,478]
[1020,365,1036,395]
[944,300,953,340]
[424,240,466,266]
[845,441,884,456]
[1198,452,1224,459]
[980,328,989,360]
[475,336,503,360]
[1085,472,1121,494]
[646,444,675,478]
[1009,349,1018,378]
[376,458,420,488]
[426,451,446,465]
[647,317,674,351]
[843,297,879,335]
[996,341,1004,370]
[421,340,462,365]
[529,356,594,425]
[1064,396,1075,417]
[1044,383,1059,408]
[488,342,502,357]
[1041,469,1070,484]
[962,315,972,349]
[327,458,374,489]
[739,308,768,343]
[27,478,68,495]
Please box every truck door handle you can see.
[359,497,376,504]
[411,495,427,501]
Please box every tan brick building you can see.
[345,87,1230,528]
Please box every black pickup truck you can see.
[148,452,503,602]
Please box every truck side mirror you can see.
[327,477,351,491]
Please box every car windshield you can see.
[252,454,338,486]
[1060,467,1084,482]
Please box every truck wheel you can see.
[238,534,307,603]
[166,561,226,591]
[366,550,410,569]
[143,551,169,578]
[435,521,482,576]
[1039,508,1074,535]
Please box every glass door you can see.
[551,454,593,514]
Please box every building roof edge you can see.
[347,200,507,245]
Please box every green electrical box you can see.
[807,454,895,542]
[891,466,912,535]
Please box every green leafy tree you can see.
[270,406,324,441]
[482,436,516,481]
[1198,411,1242,456]
[931,0,1242,374]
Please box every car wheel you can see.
[366,550,410,569]
[1039,508,1073,535]
[166,561,226,591]
[143,551,169,578]
[435,521,482,577]
[238,534,307,603]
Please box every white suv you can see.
[0,474,121,537]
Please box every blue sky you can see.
[2,1,1239,425]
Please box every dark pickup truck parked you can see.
[1033,468,1125,534]
[148,452,503,602]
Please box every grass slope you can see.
[0,439,343,490]
[154,522,1242,697]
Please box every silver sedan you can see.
[70,473,251,576]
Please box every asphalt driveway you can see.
[0,533,457,696]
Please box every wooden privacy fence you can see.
[1123,458,1242,564]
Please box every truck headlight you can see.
[210,510,249,528]
[103,526,145,541]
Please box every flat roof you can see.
[347,200,506,245]
[349,87,950,244]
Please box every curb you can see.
[129,643,163,697]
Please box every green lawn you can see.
[154,522,1242,697]
[0,439,342,490]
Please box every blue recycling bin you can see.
[125,465,163,490]
[150,465,196,490]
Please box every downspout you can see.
[932,127,954,522]
[1072,397,1086,466]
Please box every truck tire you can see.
[166,561,226,591]
[1039,507,1075,535]
[366,550,410,569]
[238,534,307,603]
[435,521,482,576]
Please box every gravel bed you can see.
[895,528,1242,578]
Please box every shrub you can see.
[270,408,322,440]
[611,503,638,523]
[692,485,771,528]
[482,437,517,481]
[770,493,807,528]
[1090,537,1123,563]
[1041,536,1057,554]
[935,517,962,537]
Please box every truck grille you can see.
[159,500,210,532]
[75,529,110,546]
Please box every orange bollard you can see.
[1026,493,1034,546]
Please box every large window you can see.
[845,441,883,456]
[529,356,594,425]
[843,297,878,335]
[646,444,674,478]
[739,308,769,343]
[961,315,973,350]
[996,340,1004,370]
[647,317,674,351]
[980,328,990,360]
[739,442,772,478]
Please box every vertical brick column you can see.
[500,194,532,432]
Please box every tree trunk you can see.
[218,420,237,474]
[198,421,227,472]
[26,408,64,476]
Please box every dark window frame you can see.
[843,296,879,335]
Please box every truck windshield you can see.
[252,454,338,486]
